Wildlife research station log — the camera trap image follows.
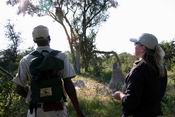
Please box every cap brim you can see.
[130,38,138,43]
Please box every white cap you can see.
[130,33,158,50]
[32,25,49,41]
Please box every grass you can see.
[2,72,174,117]
[67,75,122,117]
[66,73,175,117]
[162,71,175,117]
[167,71,175,95]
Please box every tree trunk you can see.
[108,62,124,92]
[75,44,81,74]
[60,23,77,72]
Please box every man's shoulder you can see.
[50,49,62,54]
[42,48,64,55]
[51,50,66,58]
[20,51,38,63]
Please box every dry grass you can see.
[67,74,175,117]
[167,71,175,96]
[67,75,122,117]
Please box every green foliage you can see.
[67,96,122,117]
[67,75,122,117]
[0,20,21,75]
[88,52,134,80]
[80,32,97,72]
[0,76,27,117]
[0,19,28,117]
[162,94,175,117]
[152,75,175,117]
[88,55,106,76]
[171,64,175,72]
[161,72,175,116]
[119,52,135,74]
[1,73,175,116]
[160,40,175,70]
[69,74,175,116]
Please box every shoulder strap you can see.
[30,50,63,71]
[30,51,42,57]
[49,50,60,57]
[30,50,60,57]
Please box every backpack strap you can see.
[49,50,60,57]
[30,50,60,57]
[30,51,43,57]
[30,50,63,72]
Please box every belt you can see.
[37,102,64,112]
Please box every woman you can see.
[112,33,167,117]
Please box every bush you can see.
[162,94,175,116]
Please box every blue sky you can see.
[1,0,175,54]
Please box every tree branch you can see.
[93,50,121,66]
[0,66,14,80]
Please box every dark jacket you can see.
[122,60,167,117]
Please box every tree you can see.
[160,40,175,70]
[0,20,23,117]
[92,50,123,91]
[6,0,118,73]
[0,19,21,72]
[119,52,135,74]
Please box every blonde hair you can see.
[154,45,166,77]
[143,45,166,78]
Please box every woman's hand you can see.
[112,91,125,101]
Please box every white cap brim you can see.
[130,38,138,43]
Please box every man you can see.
[13,25,84,117]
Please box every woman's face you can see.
[134,43,145,58]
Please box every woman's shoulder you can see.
[134,59,148,69]
[127,60,146,77]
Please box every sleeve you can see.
[121,66,145,115]
[12,58,30,87]
[62,54,76,79]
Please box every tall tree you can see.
[0,20,22,117]
[6,0,118,73]
[0,19,21,72]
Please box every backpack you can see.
[29,50,66,113]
